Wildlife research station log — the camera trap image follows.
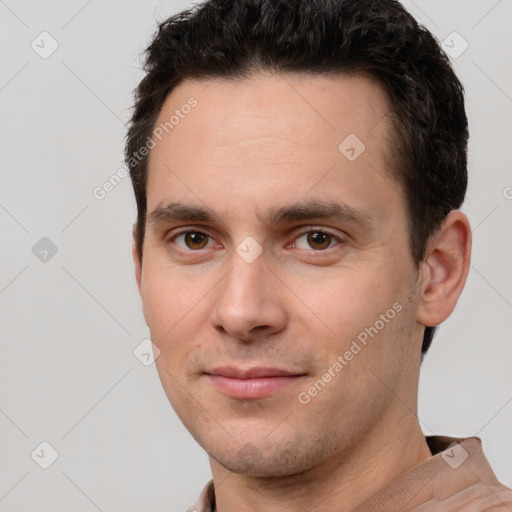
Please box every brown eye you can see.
[184,232,209,249]
[294,230,339,251]
[307,231,332,250]
[172,231,213,250]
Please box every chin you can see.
[204,431,334,478]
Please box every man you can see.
[125,0,511,510]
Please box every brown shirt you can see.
[188,436,512,511]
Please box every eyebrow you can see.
[266,200,375,228]
[147,199,375,230]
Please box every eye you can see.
[294,230,340,251]
[172,230,216,250]
[167,228,342,253]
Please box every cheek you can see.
[140,260,204,344]
[141,278,175,335]
[291,262,405,347]
[141,249,192,308]
[297,276,415,424]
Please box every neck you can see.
[209,413,432,512]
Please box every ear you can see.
[416,210,472,328]
[132,223,143,296]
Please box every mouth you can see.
[204,366,308,399]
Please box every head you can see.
[126,0,471,477]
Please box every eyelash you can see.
[165,227,344,253]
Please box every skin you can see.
[133,72,472,511]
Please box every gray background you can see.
[0,0,511,510]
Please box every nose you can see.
[210,247,288,342]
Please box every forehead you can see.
[150,71,392,156]
[146,72,403,227]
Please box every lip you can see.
[205,366,307,399]
[207,366,303,379]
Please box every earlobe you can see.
[416,211,472,328]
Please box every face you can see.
[134,72,426,477]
